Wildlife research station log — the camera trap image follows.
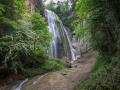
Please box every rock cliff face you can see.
[26,0,36,12]
[26,0,42,12]
[25,0,43,13]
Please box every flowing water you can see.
[13,9,80,90]
[45,9,80,62]
[12,79,28,90]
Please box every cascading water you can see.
[45,9,80,63]
[13,9,80,90]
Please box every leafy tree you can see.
[45,0,74,28]
[0,0,52,76]
[45,0,55,11]
[30,13,51,50]
[75,0,120,89]
[76,0,120,57]
[0,0,26,36]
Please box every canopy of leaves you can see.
[76,0,120,56]
[31,13,51,47]
[75,0,120,89]
[0,0,26,36]
[0,0,52,76]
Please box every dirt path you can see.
[21,53,96,90]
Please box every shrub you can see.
[41,59,65,72]
[22,58,65,77]
[75,56,120,90]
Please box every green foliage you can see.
[59,1,71,14]
[21,68,45,77]
[76,0,119,56]
[0,12,53,74]
[0,0,28,74]
[75,56,120,90]
[92,55,109,72]
[45,0,75,29]
[0,0,26,20]
[41,59,65,72]
[76,0,91,19]
[75,0,120,90]
[0,0,65,78]
[0,0,26,36]
[31,13,51,48]
[45,1,70,13]
[21,59,65,77]
[0,0,53,76]
[0,30,32,72]
[71,20,86,38]
[0,17,18,35]
[37,0,45,15]
[45,0,55,11]
[0,4,5,15]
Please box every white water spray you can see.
[45,9,80,62]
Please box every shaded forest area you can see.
[46,0,120,90]
[75,0,120,90]
[0,0,65,83]
[0,0,120,90]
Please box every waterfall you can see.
[12,9,80,90]
[45,9,80,63]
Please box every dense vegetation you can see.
[0,0,65,78]
[75,0,120,90]
[46,0,120,89]
[43,2,120,89]
[46,0,90,54]
[0,0,120,89]
[45,0,77,30]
